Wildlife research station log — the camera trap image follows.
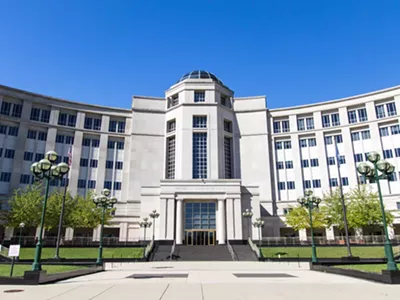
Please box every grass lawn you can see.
[260,246,394,258]
[18,247,144,260]
[333,264,400,273]
[0,264,85,277]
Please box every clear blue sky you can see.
[1,0,399,109]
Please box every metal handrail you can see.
[248,237,261,258]
[144,239,154,259]
[169,239,176,262]
[227,240,238,261]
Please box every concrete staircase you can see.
[231,244,258,261]
[149,241,174,261]
[173,245,232,261]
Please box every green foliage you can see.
[347,185,394,228]
[285,205,327,231]
[323,188,349,230]
[45,188,78,230]
[6,183,43,227]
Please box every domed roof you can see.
[177,70,224,85]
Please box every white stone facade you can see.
[1,71,400,242]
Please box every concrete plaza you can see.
[0,262,400,299]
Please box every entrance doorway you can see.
[184,202,216,245]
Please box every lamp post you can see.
[356,151,398,271]
[253,218,264,246]
[18,222,25,246]
[140,218,152,242]
[242,209,253,240]
[297,190,321,264]
[93,189,117,266]
[149,210,160,241]
[30,151,70,271]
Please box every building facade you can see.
[1,70,400,243]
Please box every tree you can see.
[285,205,327,231]
[6,183,43,228]
[347,185,394,229]
[45,188,78,230]
[323,188,351,233]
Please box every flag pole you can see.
[335,138,353,257]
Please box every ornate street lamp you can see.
[297,190,321,263]
[149,210,160,241]
[30,151,70,271]
[253,217,264,246]
[16,222,25,261]
[357,151,398,271]
[140,217,152,242]
[242,209,253,240]
[92,189,117,266]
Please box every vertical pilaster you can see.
[176,199,183,244]
[226,199,234,240]
[233,198,243,239]
[65,228,74,241]
[119,222,128,242]
[218,199,226,244]
[159,198,167,239]
[166,198,175,240]
[299,228,307,241]
[325,227,335,240]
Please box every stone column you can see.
[119,222,128,242]
[226,199,234,240]
[4,227,14,240]
[388,226,395,239]
[176,199,183,244]
[218,199,226,244]
[325,226,335,240]
[299,229,307,241]
[65,228,74,241]
[159,198,167,240]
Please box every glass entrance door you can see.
[185,230,216,245]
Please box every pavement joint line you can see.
[46,284,83,300]
[200,283,204,300]
[158,283,170,300]
[88,284,115,300]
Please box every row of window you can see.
[84,117,102,131]
[329,177,349,187]
[379,124,400,137]
[77,179,122,190]
[167,92,231,108]
[109,120,126,133]
[351,130,371,141]
[56,134,74,144]
[80,158,123,169]
[27,130,47,141]
[0,124,19,136]
[0,101,22,118]
[58,113,77,127]
[30,107,50,123]
[166,118,232,133]
[278,180,323,190]
[0,148,15,159]
[81,138,124,149]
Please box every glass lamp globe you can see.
[110,197,117,205]
[19,222,25,228]
[386,164,395,174]
[46,150,58,163]
[39,159,51,171]
[102,189,111,197]
[357,163,370,175]
[51,165,60,177]
[305,190,313,197]
[297,197,305,205]
[30,162,41,175]
[377,160,390,172]
[367,151,380,163]
[93,196,100,205]
[57,162,70,175]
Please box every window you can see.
[299,139,307,148]
[90,159,98,168]
[1,101,22,118]
[224,120,232,133]
[84,117,102,130]
[379,127,389,137]
[56,135,65,143]
[277,161,284,169]
[8,126,19,136]
[104,181,112,189]
[395,148,400,157]
[27,130,37,139]
[224,137,233,178]
[168,95,179,108]
[287,181,295,190]
[109,120,126,133]
[80,158,88,167]
[388,173,397,182]
[354,153,363,162]
[12,104,22,118]
[330,178,338,187]
[38,132,47,141]
[115,161,123,169]
[24,151,33,161]
[342,177,349,186]
[30,107,50,123]
[391,125,400,135]
[166,119,176,133]
[325,136,332,145]
[194,91,205,102]
[166,136,176,179]
[339,155,346,164]
[297,119,305,131]
[283,141,291,149]
[282,120,290,133]
[0,172,11,182]
[58,113,77,127]
[387,102,397,116]
[322,113,340,127]
[220,95,231,108]
[397,202,400,210]
[92,139,100,148]
[87,180,96,189]
[383,149,393,159]
[114,182,122,190]
[310,158,319,167]
[278,182,285,190]
[35,153,44,161]
[65,136,74,144]
[358,108,368,122]
[351,132,360,141]
[285,161,293,169]
[20,174,31,184]
[193,133,207,179]
[303,180,311,189]
[306,117,314,130]
[106,161,113,169]
[301,159,309,168]
[82,138,91,147]
[0,125,6,134]
[77,180,86,188]
[193,116,207,128]
[335,135,343,143]
[327,157,335,165]
[275,141,282,150]
[364,152,370,161]
[4,149,15,159]
[308,138,316,147]
[348,110,357,124]
[312,179,321,188]
[0,102,11,116]
[273,121,281,133]
[375,104,386,119]
[322,115,330,128]
[361,130,371,140]
[116,141,124,149]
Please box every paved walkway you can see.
[1,262,400,299]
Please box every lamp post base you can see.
[384,241,398,271]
